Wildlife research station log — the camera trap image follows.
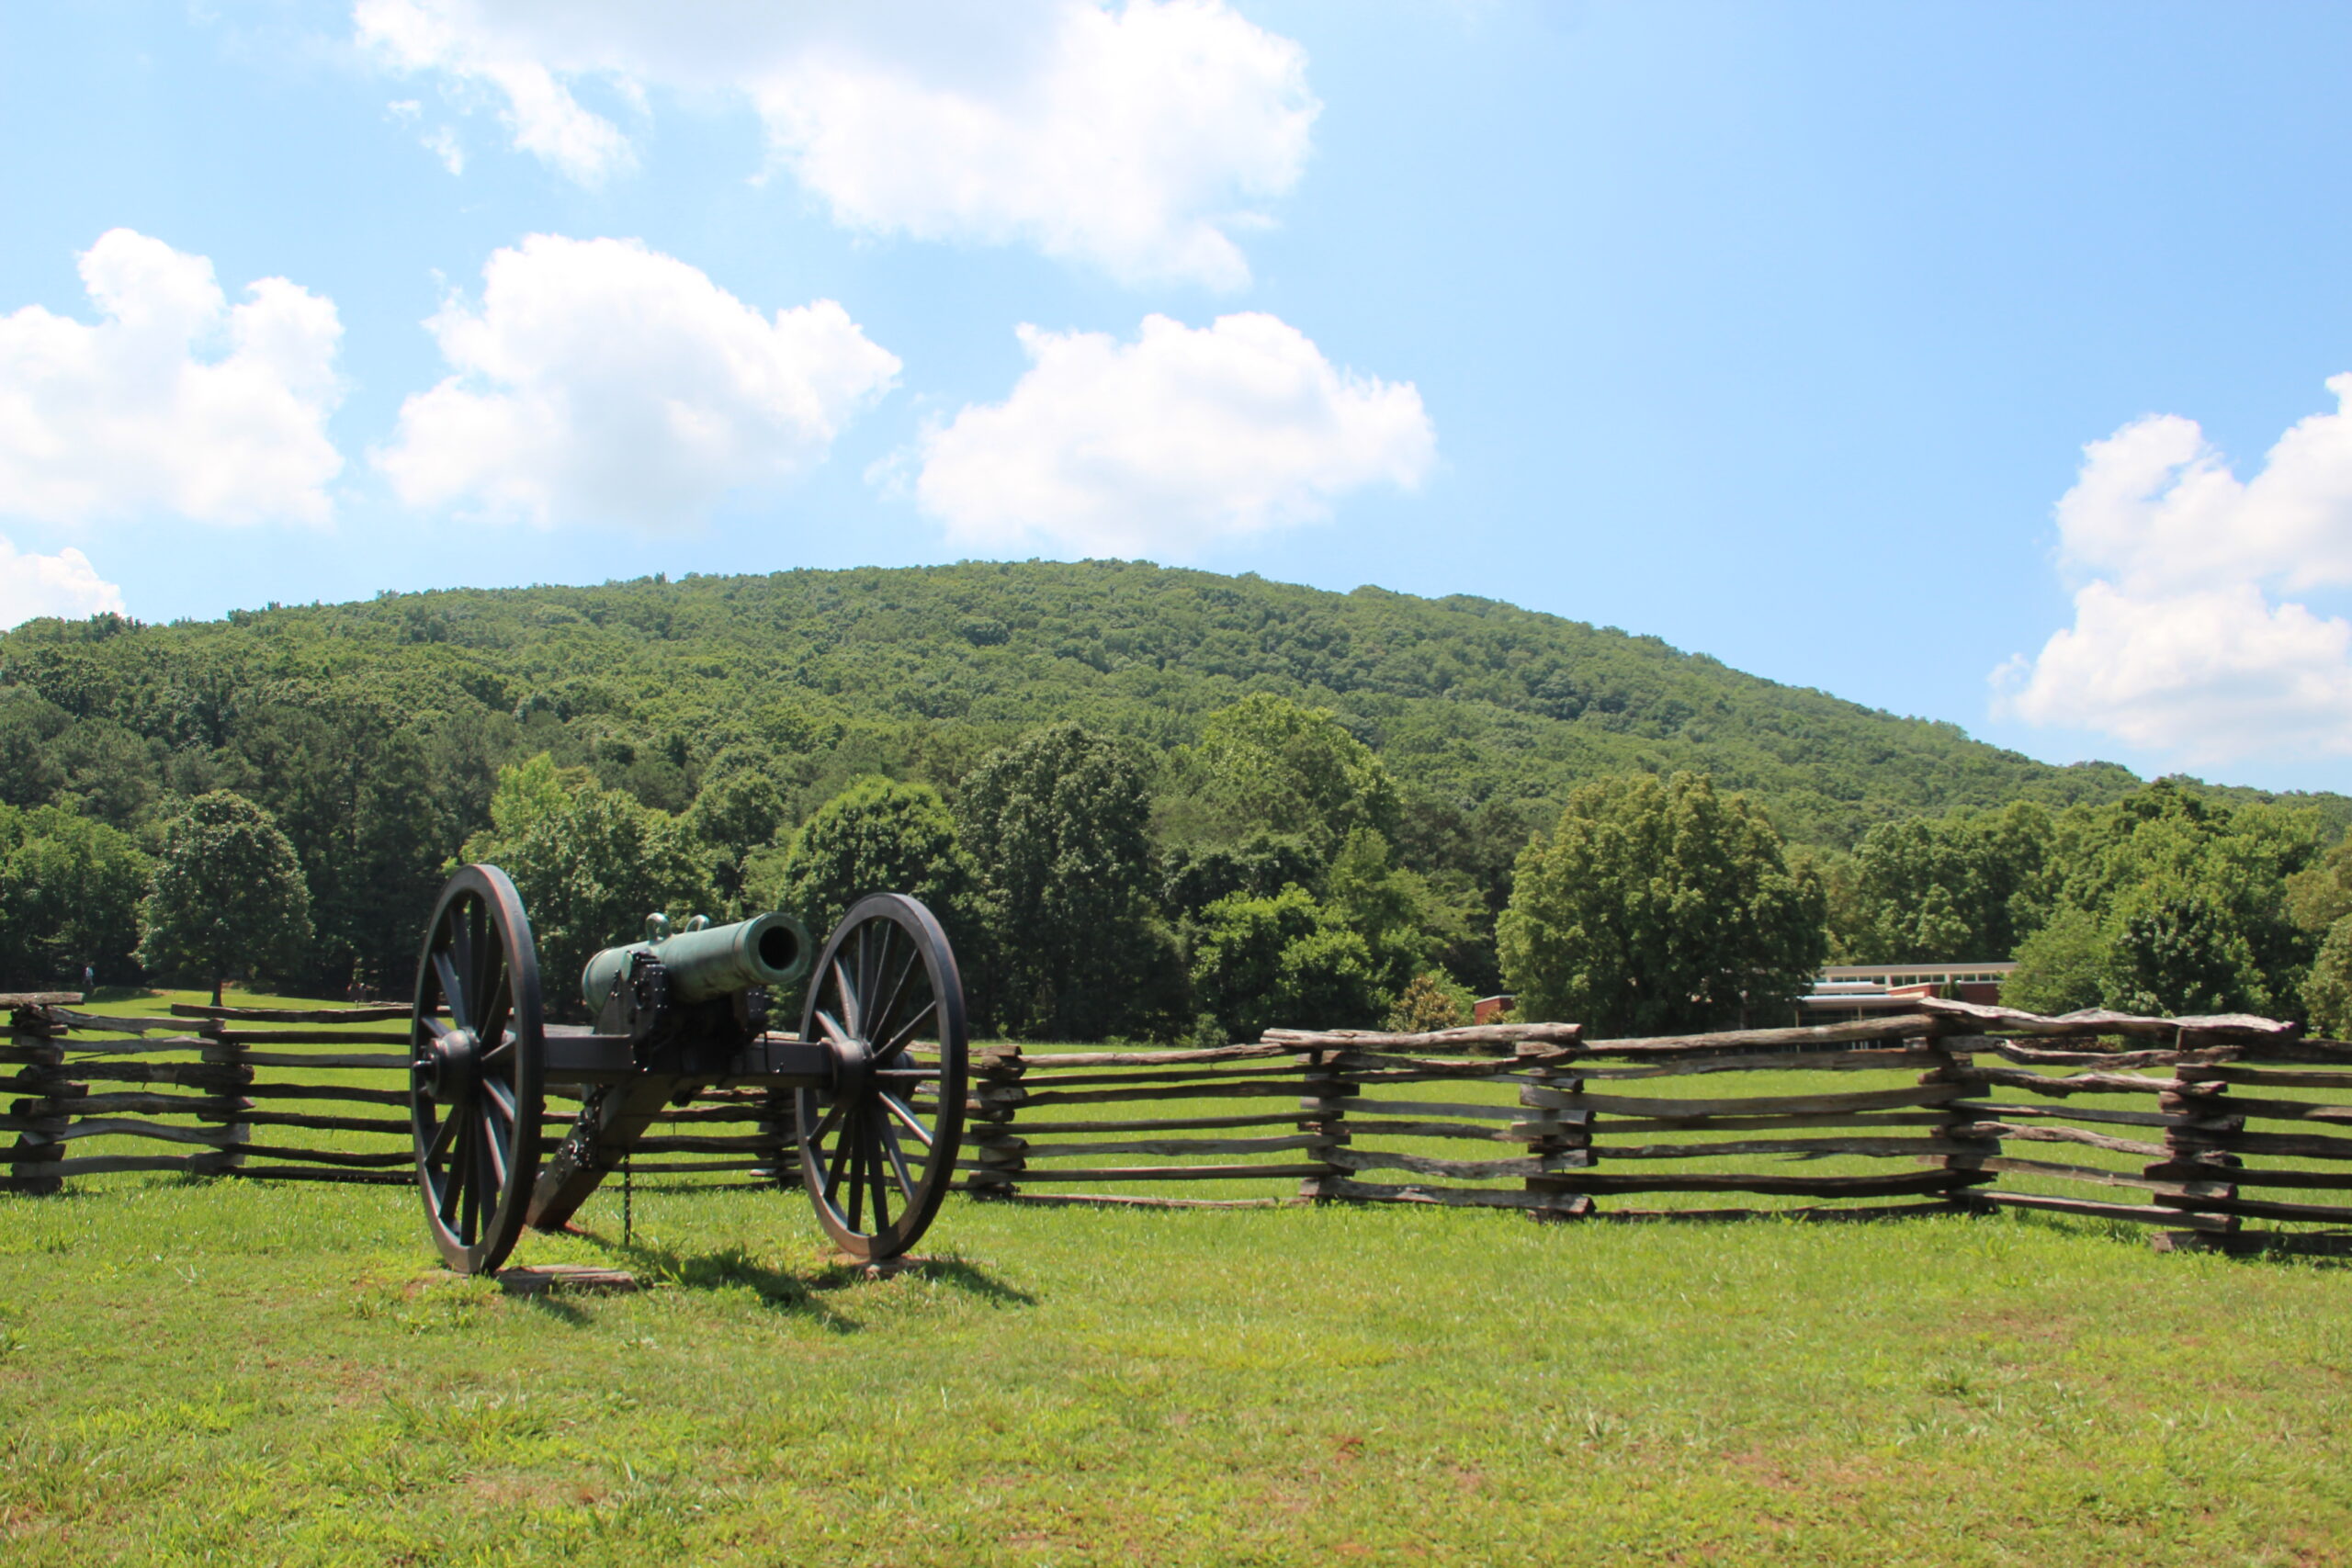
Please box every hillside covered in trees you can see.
[2,559,2343,1033]
[3,558,2168,833]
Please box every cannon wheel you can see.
[797,894,968,1260]
[409,864,546,1275]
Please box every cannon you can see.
[406,864,968,1274]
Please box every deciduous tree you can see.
[458,755,707,1015]
[685,747,796,910]
[1186,693,1397,859]
[138,792,312,1005]
[0,803,153,987]
[759,775,975,949]
[1188,886,1379,1041]
[1834,803,2054,964]
[960,723,1176,1040]
[2001,908,2107,1016]
[1384,969,1473,1033]
[1321,828,1476,1002]
[1498,773,1825,1033]
[2302,918,2352,1039]
[2004,782,2324,1018]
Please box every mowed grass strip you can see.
[6,1169,2352,1565]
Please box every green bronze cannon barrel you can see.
[581,910,811,1011]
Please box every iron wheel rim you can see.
[410,863,545,1274]
[797,894,968,1259]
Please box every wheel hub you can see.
[826,1032,875,1102]
[418,1029,479,1100]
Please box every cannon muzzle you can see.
[581,910,810,1013]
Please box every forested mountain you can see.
[6,558,2160,832]
[2,558,2341,1011]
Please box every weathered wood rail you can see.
[15,992,2352,1254]
[961,999,2352,1251]
[1,997,794,1193]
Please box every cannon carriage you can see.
[407,863,967,1274]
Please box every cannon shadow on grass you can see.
[559,1231,1037,1326]
[832,1255,1039,1307]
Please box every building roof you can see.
[1797,991,1944,1012]
[1822,963,2016,979]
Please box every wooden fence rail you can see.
[12,991,2352,1253]
[2,997,792,1194]
[957,998,2352,1252]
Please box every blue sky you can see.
[6,2,2352,792]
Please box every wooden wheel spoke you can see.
[433,949,469,1031]
[478,1102,509,1192]
[831,955,861,1039]
[480,1076,517,1123]
[426,1105,463,1164]
[448,904,476,1007]
[458,1122,481,1245]
[881,997,939,1057]
[845,1124,867,1231]
[865,1111,892,1234]
[878,1115,920,1201]
[438,1122,470,1222]
[470,913,501,1031]
[878,1091,933,1147]
[815,1007,851,1047]
[868,944,922,1049]
[823,1117,855,1203]
[806,1095,849,1148]
[464,899,489,1009]
[478,966,513,1051]
[854,924,881,1028]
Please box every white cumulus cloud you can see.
[358,1,632,184]
[0,537,127,630]
[0,230,344,526]
[373,234,900,528]
[422,125,466,175]
[1997,378,2352,762]
[907,311,1435,557]
[352,0,1316,288]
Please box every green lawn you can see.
[7,1168,2352,1564]
[11,994,2352,1563]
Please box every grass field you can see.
[9,1176,2352,1562]
[9,992,2352,1564]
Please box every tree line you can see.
[5,564,2347,1036]
[1814,781,2352,1029]
[8,674,2350,1040]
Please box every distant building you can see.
[1797,962,2016,1022]
[1473,994,1516,1025]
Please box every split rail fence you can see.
[1,997,791,1193]
[964,997,2352,1250]
[13,991,2352,1252]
